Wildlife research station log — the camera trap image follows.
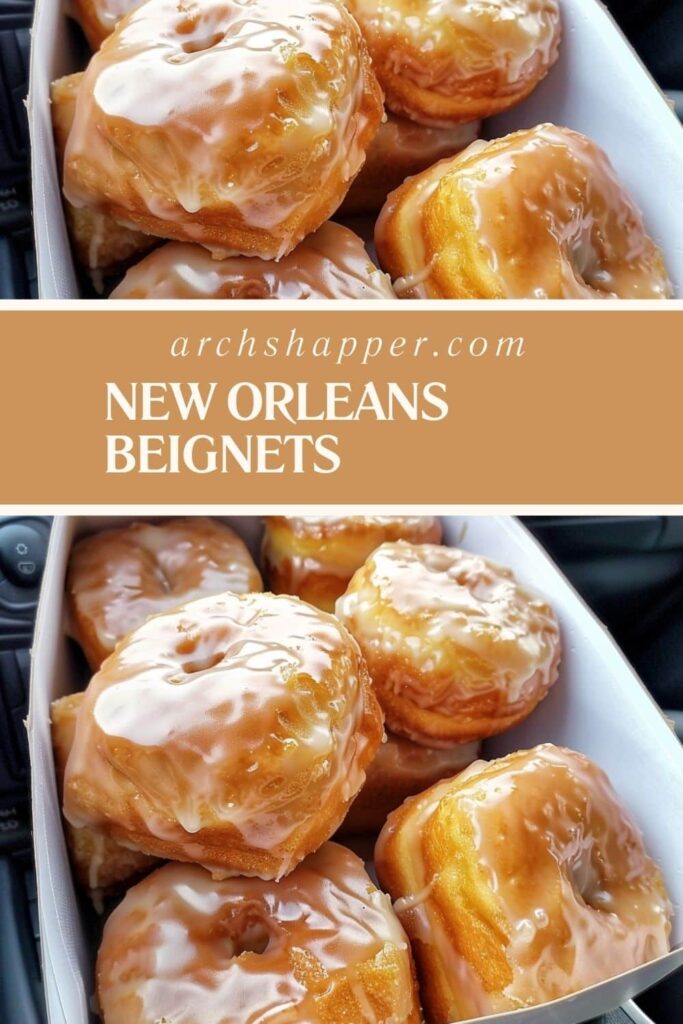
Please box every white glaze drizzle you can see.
[111,224,394,298]
[97,846,417,1024]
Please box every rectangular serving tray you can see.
[27,513,683,1024]
[27,0,683,298]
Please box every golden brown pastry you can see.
[262,515,442,612]
[97,845,421,1024]
[340,731,479,834]
[67,518,262,670]
[375,124,673,298]
[376,745,672,1022]
[63,591,383,880]
[51,693,158,894]
[63,0,383,260]
[336,541,561,744]
[110,224,394,298]
[344,0,561,125]
[50,73,154,282]
[69,0,139,50]
[341,113,480,216]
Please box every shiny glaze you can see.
[64,0,381,259]
[89,0,139,31]
[97,846,419,1024]
[263,516,441,612]
[68,518,262,664]
[70,0,139,38]
[111,224,394,298]
[376,746,672,1019]
[63,591,381,877]
[337,541,560,720]
[376,125,673,298]
[346,0,560,109]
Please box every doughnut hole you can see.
[172,640,227,677]
[96,850,422,1024]
[175,13,226,53]
[180,32,226,54]
[219,903,278,958]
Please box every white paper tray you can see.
[27,514,683,1024]
[27,0,683,299]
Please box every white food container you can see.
[27,0,683,299]
[28,514,683,1024]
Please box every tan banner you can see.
[0,309,680,503]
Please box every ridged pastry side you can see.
[376,745,672,1022]
[345,0,561,125]
[51,693,157,894]
[51,74,154,279]
[375,125,673,299]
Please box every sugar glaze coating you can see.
[337,541,560,743]
[376,125,673,299]
[64,0,383,259]
[97,845,421,1023]
[63,591,383,879]
[67,518,262,668]
[111,224,395,299]
[375,745,672,1022]
[345,0,561,124]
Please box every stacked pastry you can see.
[51,0,672,298]
[52,515,672,1023]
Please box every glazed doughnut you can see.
[110,224,395,299]
[344,0,561,125]
[63,0,383,260]
[336,541,561,744]
[67,518,262,670]
[63,591,383,879]
[51,693,158,894]
[262,515,442,612]
[50,74,154,281]
[69,0,139,50]
[341,114,481,216]
[341,731,480,834]
[376,745,672,1022]
[97,845,421,1024]
[375,124,673,299]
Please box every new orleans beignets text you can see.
[105,379,448,474]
